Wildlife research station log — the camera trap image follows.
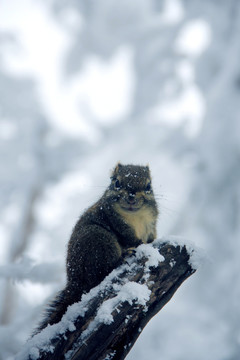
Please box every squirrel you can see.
[34,163,158,334]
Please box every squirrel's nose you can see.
[128,193,136,204]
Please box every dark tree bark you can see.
[19,241,196,360]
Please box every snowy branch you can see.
[17,239,197,360]
[0,259,63,283]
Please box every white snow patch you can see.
[155,236,206,270]
[15,323,58,360]
[79,282,151,343]
[176,19,211,57]
[95,282,151,326]
[104,350,116,360]
[15,299,90,359]
[170,259,176,267]
[136,244,165,269]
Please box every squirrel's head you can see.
[106,163,155,212]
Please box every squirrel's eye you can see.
[114,179,121,189]
[145,182,151,192]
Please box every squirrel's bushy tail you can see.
[32,287,77,336]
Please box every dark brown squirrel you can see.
[34,163,158,333]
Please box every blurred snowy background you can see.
[0,0,240,359]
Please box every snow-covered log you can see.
[17,239,198,360]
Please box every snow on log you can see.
[16,238,199,360]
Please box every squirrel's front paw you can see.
[123,247,136,258]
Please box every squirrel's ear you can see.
[116,162,123,169]
[145,164,151,176]
[111,162,122,178]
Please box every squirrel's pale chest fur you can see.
[115,204,156,243]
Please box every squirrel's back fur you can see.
[34,163,158,334]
